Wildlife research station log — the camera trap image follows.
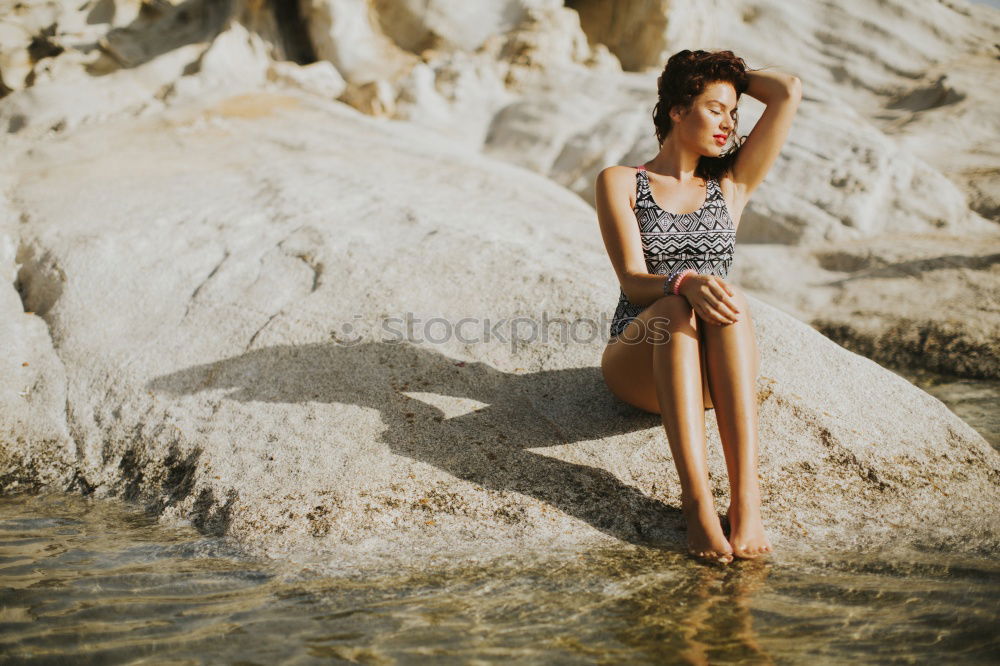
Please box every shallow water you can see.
[1,492,998,664]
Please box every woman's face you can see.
[670,81,738,155]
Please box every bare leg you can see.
[649,301,734,564]
[700,290,773,559]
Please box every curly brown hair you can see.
[652,49,753,181]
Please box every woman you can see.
[595,49,801,564]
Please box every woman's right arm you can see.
[594,166,741,326]
[594,165,671,307]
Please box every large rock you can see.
[3,91,996,573]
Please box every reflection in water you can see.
[1,493,997,663]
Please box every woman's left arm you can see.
[730,69,802,200]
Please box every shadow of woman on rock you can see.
[149,339,691,549]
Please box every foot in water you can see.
[724,496,773,559]
[682,497,734,564]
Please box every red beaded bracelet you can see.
[672,269,696,295]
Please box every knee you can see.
[647,294,693,321]
[643,294,697,337]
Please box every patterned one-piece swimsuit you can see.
[608,165,736,338]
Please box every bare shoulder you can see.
[596,164,637,189]
[596,165,638,208]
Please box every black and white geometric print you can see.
[609,167,736,338]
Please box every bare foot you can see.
[725,496,773,559]
[682,496,734,565]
